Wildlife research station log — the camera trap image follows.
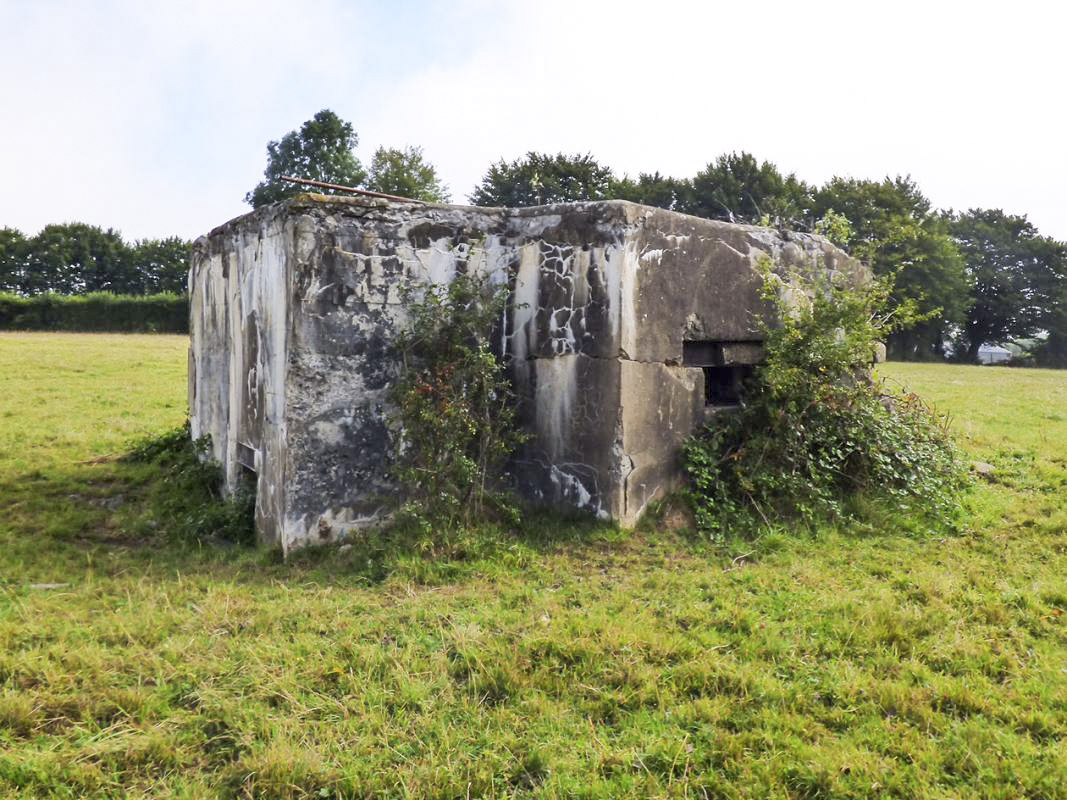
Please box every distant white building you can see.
[978,344,1012,365]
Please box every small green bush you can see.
[125,422,255,546]
[684,264,968,539]
[389,271,527,534]
[0,292,188,333]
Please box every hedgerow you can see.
[0,292,188,333]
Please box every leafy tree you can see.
[948,209,1067,362]
[469,152,615,207]
[130,237,192,294]
[1010,229,1067,368]
[20,225,74,294]
[813,209,853,248]
[0,228,28,292]
[1033,292,1067,367]
[811,177,967,360]
[366,146,450,202]
[22,223,130,295]
[245,109,366,208]
[73,225,131,293]
[610,172,693,211]
[686,152,812,227]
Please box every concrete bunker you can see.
[188,194,863,554]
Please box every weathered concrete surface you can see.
[189,194,861,553]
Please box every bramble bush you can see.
[684,263,968,539]
[389,272,527,534]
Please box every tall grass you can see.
[0,334,1064,798]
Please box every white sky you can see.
[2,0,1065,242]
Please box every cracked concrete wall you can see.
[189,208,292,546]
[189,195,861,552]
[282,203,512,549]
[615,209,865,522]
[505,203,633,522]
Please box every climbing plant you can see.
[389,271,527,533]
[684,264,968,539]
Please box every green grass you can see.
[1,332,1065,799]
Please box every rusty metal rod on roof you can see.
[279,175,425,204]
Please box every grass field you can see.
[1,332,1065,799]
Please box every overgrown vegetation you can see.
[685,266,968,539]
[390,272,527,534]
[0,291,188,332]
[124,422,255,547]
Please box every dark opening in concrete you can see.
[703,364,754,406]
[236,441,257,475]
[683,340,761,407]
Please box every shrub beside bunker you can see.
[684,265,969,538]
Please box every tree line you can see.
[0,224,190,296]
[7,108,1066,365]
[468,152,1067,366]
[248,111,1067,366]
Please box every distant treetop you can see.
[366,146,450,203]
[469,152,616,207]
[245,110,451,208]
[245,110,367,208]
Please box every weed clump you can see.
[125,421,255,545]
[684,265,969,539]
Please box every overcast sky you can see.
[2,0,1065,242]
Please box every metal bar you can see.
[279,175,426,204]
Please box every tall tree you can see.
[365,146,449,202]
[812,176,967,360]
[610,172,693,211]
[949,209,1066,362]
[0,228,28,293]
[1033,238,1067,367]
[469,152,615,207]
[686,152,812,228]
[245,110,366,208]
[1033,287,1067,368]
[130,237,192,294]
[22,224,130,295]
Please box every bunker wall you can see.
[189,196,864,550]
[189,210,292,545]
